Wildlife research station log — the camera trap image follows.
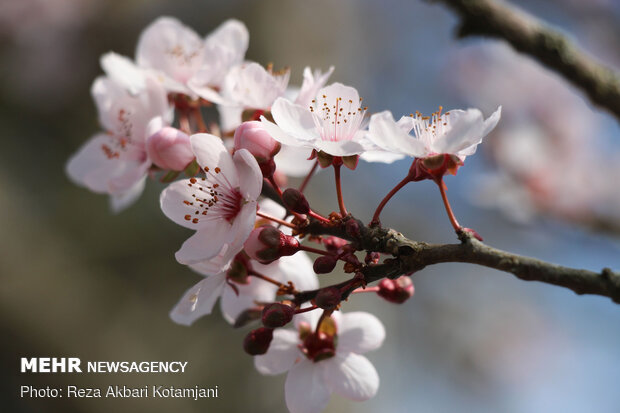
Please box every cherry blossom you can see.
[170,251,318,326]
[254,310,385,413]
[367,106,501,162]
[66,74,172,211]
[136,17,248,100]
[160,134,262,266]
[261,82,369,157]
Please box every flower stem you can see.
[179,111,191,134]
[193,107,207,133]
[437,179,461,232]
[267,177,283,197]
[333,164,348,216]
[371,175,412,225]
[315,309,334,333]
[298,160,319,193]
[308,210,331,224]
[256,211,297,229]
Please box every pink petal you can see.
[190,133,238,186]
[233,148,263,200]
[220,277,277,324]
[269,98,318,143]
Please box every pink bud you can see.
[243,327,273,355]
[377,276,415,304]
[244,226,299,264]
[234,121,281,163]
[262,303,295,328]
[146,125,194,171]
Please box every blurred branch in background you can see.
[435,0,620,119]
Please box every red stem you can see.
[250,271,285,289]
[295,305,318,314]
[256,211,297,229]
[308,210,331,224]
[371,175,412,225]
[333,164,348,216]
[193,107,207,133]
[437,179,461,232]
[351,286,380,294]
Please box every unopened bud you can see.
[244,226,300,264]
[345,219,361,239]
[261,303,295,328]
[377,276,414,304]
[314,287,341,310]
[282,188,310,214]
[243,327,274,355]
[234,121,281,163]
[146,119,194,171]
[322,236,348,253]
[313,255,338,274]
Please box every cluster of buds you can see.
[66,15,501,413]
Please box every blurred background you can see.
[1,0,619,412]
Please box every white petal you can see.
[313,139,365,156]
[318,82,359,106]
[66,133,124,193]
[277,252,319,291]
[285,360,331,413]
[294,66,334,107]
[269,98,318,143]
[159,179,207,229]
[190,133,238,186]
[220,277,277,324]
[324,353,379,401]
[294,307,322,330]
[169,274,226,325]
[367,111,427,157]
[274,144,316,177]
[189,244,234,275]
[233,148,263,200]
[175,224,234,265]
[205,19,249,58]
[359,150,406,164]
[337,312,385,354]
[255,329,301,375]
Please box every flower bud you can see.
[244,226,300,264]
[377,276,415,304]
[314,287,341,310]
[261,303,295,328]
[345,219,361,239]
[313,255,338,274]
[282,188,310,214]
[234,121,281,163]
[146,119,194,171]
[322,236,348,253]
[243,327,273,355]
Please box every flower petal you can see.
[269,98,318,143]
[277,252,319,291]
[175,224,234,265]
[367,111,427,157]
[324,353,379,401]
[313,139,365,157]
[169,273,226,326]
[136,16,204,85]
[190,133,238,186]
[189,243,235,275]
[100,52,146,95]
[254,329,300,375]
[233,148,263,200]
[337,312,385,354]
[110,176,146,213]
[220,277,277,324]
[285,360,331,413]
[274,144,316,177]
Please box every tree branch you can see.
[304,218,620,304]
[434,0,620,119]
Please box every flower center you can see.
[183,167,244,225]
[410,106,451,145]
[101,108,137,159]
[300,332,336,362]
[309,95,367,142]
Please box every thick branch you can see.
[304,218,620,304]
[435,0,620,119]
